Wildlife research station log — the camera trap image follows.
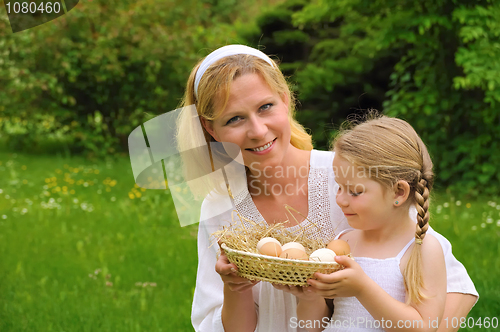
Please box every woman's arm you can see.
[309,234,447,332]
[192,217,259,332]
[425,227,478,332]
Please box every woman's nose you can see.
[247,116,267,139]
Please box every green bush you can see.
[242,0,500,196]
[0,0,247,158]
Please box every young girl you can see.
[296,116,448,331]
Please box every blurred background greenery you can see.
[1,0,499,331]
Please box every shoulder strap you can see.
[309,150,334,168]
[335,228,354,240]
[396,238,415,261]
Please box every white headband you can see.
[194,45,276,99]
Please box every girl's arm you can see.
[309,234,446,332]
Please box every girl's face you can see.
[332,155,396,230]
[202,73,292,172]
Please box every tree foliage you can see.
[243,0,500,195]
[0,0,246,157]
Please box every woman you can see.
[177,45,478,332]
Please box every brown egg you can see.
[327,239,351,256]
[259,242,282,257]
[279,248,309,260]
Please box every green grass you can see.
[0,151,499,331]
[0,152,198,331]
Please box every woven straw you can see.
[222,243,346,286]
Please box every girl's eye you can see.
[225,116,242,125]
[260,103,273,111]
[350,191,362,197]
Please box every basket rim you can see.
[221,243,341,267]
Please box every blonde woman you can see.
[178,45,478,332]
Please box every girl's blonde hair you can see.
[333,114,433,304]
[176,50,312,198]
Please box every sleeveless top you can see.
[325,230,414,331]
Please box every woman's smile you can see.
[247,138,277,154]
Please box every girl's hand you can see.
[216,247,260,293]
[271,283,323,301]
[307,255,368,299]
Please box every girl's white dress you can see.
[325,229,414,331]
[191,150,478,332]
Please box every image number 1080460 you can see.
[4,0,80,33]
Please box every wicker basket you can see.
[222,243,346,286]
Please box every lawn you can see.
[0,151,498,331]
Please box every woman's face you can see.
[202,73,292,172]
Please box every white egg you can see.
[282,242,306,252]
[309,248,337,262]
[256,237,281,251]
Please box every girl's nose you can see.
[336,187,349,207]
[247,116,267,140]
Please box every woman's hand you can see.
[307,255,369,299]
[216,247,260,292]
[272,283,324,301]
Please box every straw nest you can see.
[210,208,346,286]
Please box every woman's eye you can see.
[225,116,242,125]
[260,103,273,111]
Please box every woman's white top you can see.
[191,150,478,332]
[325,229,414,331]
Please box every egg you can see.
[309,248,337,262]
[282,242,306,252]
[259,242,282,257]
[257,237,281,251]
[279,248,309,260]
[327,239,351,256]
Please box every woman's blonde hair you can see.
[333,114,433,304]
[179,52,312,150]
[176,49,312,198]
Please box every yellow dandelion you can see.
[110,180,117,187]
[21,165,27,170]
[77,180,84,185]
[45,178,51,183]
[62,186,68,192]
[466,203,471,208]
[22,179,28,184]
[51,176,57,182]
[147,177,153,183]
[128,193,135,199]
[56,169,62,174]
[135,183,140,188]
[70,190,75,194]
[140,188,146,192]
[135,192,142,198]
